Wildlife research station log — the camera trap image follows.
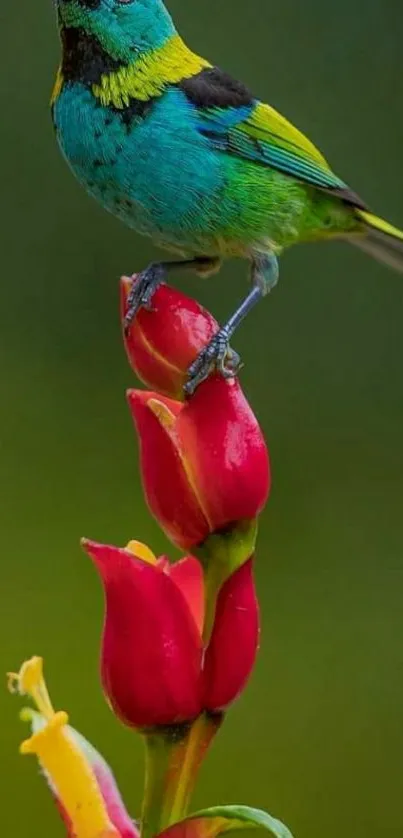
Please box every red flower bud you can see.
[203,558,259,711]
[83,538,259,729]
[83,539,203,729]
[128,379,269,551]
[121,278,218,399]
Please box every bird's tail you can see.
[351,210,403,273]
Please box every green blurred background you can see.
[2,0,403,834]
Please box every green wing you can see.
[180,67,366,208]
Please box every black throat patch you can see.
[59,26,158,131]
[61,27,122,85]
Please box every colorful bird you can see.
[52,0,403,392]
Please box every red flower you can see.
[82,539,259,730]
[127,377,269,552]
[83,540,203,729]
[121,278,218,400]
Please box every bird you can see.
[51,0,403,393]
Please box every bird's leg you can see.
[184,252,279,396]
[123,257,218,333]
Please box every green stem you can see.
[141,728,183,838]
[140,714,221,838]
[202,560,228,645]
[168,713,222,822]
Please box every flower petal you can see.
[83,540,204,728]
[127,390,211,549]
[168,557,205,637]
[177,377,270,531]
[203,559,259,711]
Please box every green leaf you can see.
[159,804,294,838]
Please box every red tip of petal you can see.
[82,539,130,581]
[81,537,108,569]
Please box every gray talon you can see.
[124,264,165,332]
[185,329,241,396]
[185,253,279,395]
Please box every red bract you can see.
[83,540,203,729]
[82,539,259,729]
[121,277,218,400]
[127,378,270,551]
[203,558,259,711]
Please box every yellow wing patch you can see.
[92,35,211,108]
[248,102,331,169]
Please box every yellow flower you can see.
[7,657,122,838]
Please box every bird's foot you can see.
[184,328,242,396]
[123,263,166,333]
[183,252,279,395]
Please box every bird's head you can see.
[55,0,176,63]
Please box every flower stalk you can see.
[141,715,221,838]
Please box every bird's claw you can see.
[123,264,165,333]
[184,329,242,396]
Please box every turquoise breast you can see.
[53,84,227,253]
